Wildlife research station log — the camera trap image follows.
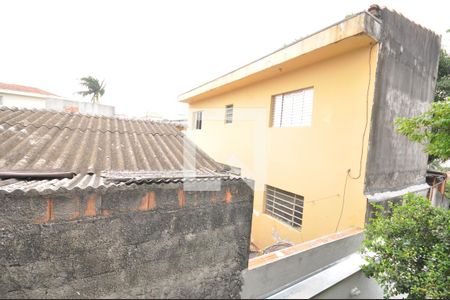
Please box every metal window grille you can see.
[265,185,304,228]
[272,88,314,127]
[225,104,233,124]
[193,111,202,130]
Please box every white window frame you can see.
[271,87,314,128]
[225,104,233,124]
[193,111,203,130]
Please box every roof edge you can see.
[179,11,381,103]
[0,87,62,99]
[0,105,177,125]
[0,171,75,180]
[0,174,248,196]
[0,88,63,99]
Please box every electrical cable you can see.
[335,170,350,232]
[305,193,340,203]
[336,43,375,232]
[348,43,375,180]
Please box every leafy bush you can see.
[436,50,450,102]
[395,99,450,162]
[362,193,450,299]
[395,49,450,165]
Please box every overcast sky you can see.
[1,0,449,118]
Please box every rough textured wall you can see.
[0,179,253,299]
[365,9,441,194]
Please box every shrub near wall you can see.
[362,193,450,299]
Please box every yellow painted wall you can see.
[187,44,379,249]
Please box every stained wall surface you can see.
[0,179,253,299]
[364,9,441,194]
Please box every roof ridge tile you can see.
[0,105,172,124]
[1,120,184,136]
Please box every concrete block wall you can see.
[365,8,441,194]
[0,179,253,299]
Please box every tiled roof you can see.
[0,82,59,97]
[0,107,226,192]
[0,174,110,195]
[0,173,240,196]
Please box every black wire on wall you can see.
[335,42,376,232]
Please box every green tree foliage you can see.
[77,76,106,103]
[436,50,450,101]
[362,193,450,299]
[395,49,450,163]
[395,99,450,161]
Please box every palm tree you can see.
[77,76,106,103]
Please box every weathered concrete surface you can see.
[0,179,253,299]
[241,232,364,299]
[365,9,441,194]
[313,269,383,299]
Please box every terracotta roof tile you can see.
[0,82,59,97]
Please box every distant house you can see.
[0,82,62,109]
[180,7,441,249]
[0,82,115,116]
[0,106,253,298]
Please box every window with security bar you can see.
[225,104,233,124]
[271,87,314,127]
[265,185,304,228]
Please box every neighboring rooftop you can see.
[0,82,60,97]
[0,107,227,194]
[178,11,381,103]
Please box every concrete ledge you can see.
[366,183,429,203]
[241,228,364,299]
[248,228,362,269]
[268,253,365,299]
